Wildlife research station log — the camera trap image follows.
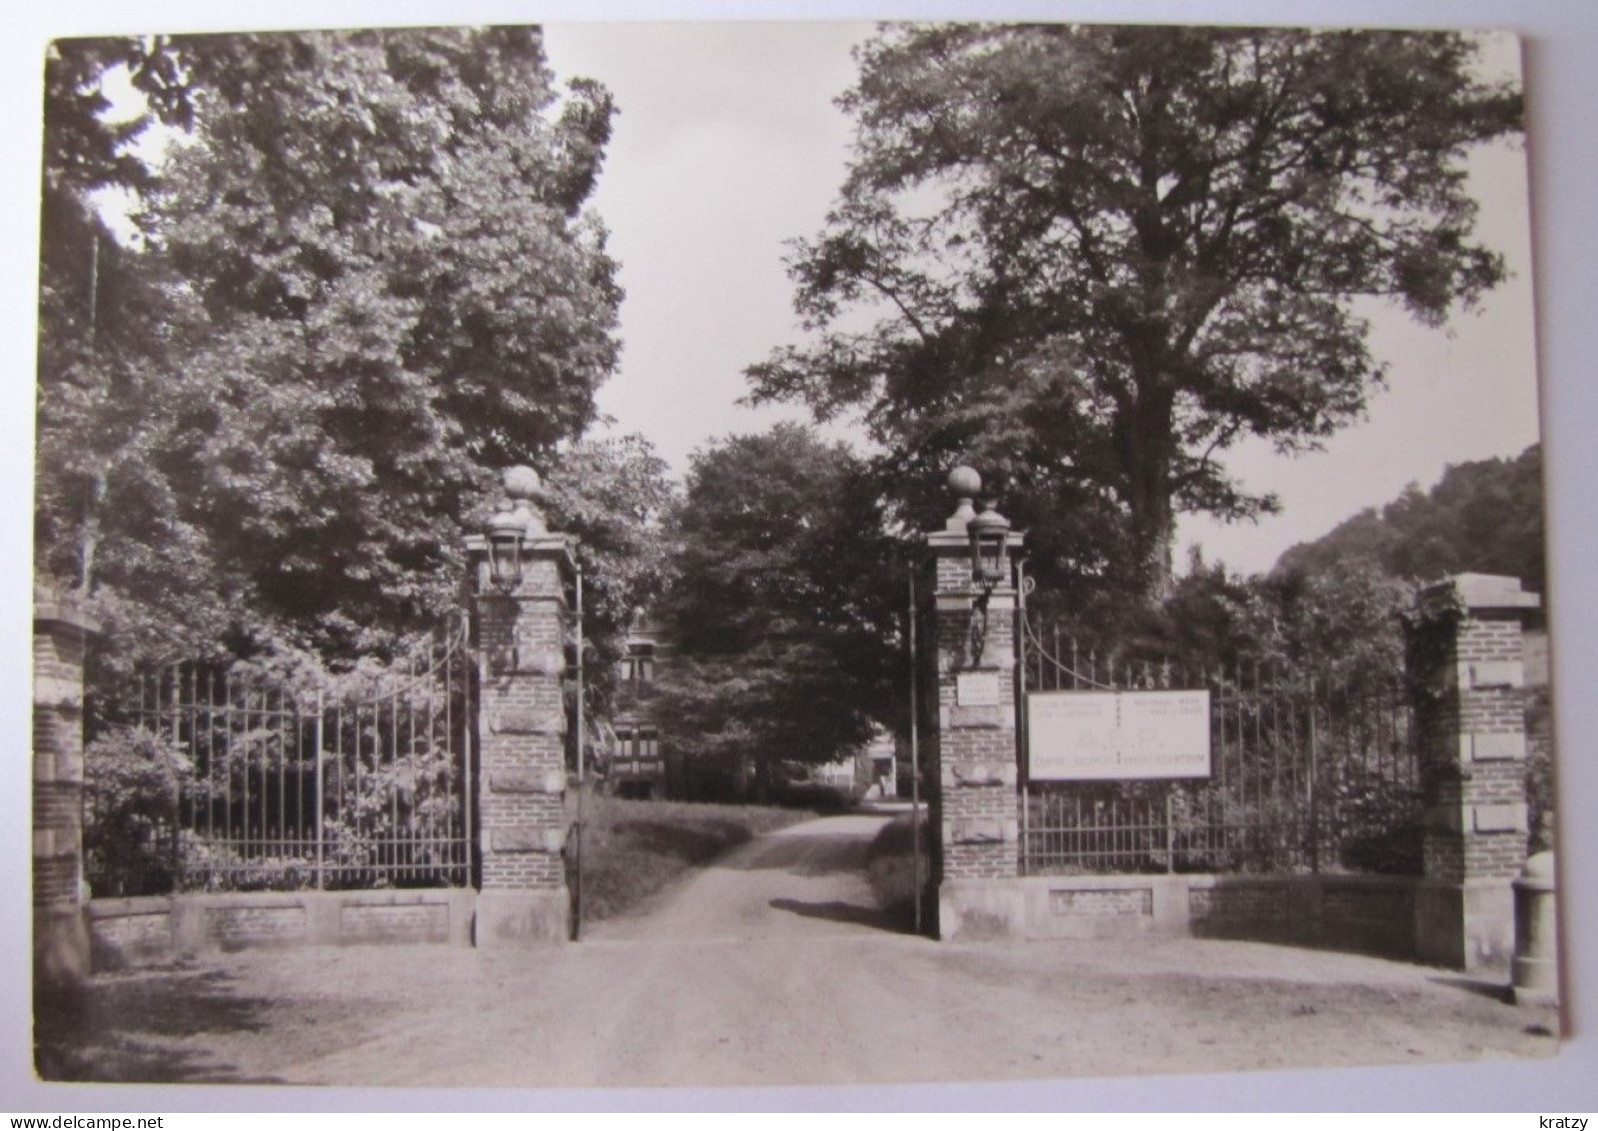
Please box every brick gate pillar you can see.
[466,469,576,945]
[33,586,100,984]
[925,469,1025,939]
[1408,573,1540,970]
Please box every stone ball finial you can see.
[948,466,982,498]
[503,465,543,501]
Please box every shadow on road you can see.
[34,965,286,1084]
[722,835,868,876]
[768,897,906,934]
[1427,974,1513,1004]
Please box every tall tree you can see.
[651,425,903,797]
[35,37,240,672]
[36,28,626,662]
[750,24,1523,600]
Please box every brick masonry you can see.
[33,588,98,984]
[924,509,1026,923]
[1409,574,1539,970]
[340,902,450,944]
[467,524,578,945]
[1189,884,1290,923]
[475,550,573,893]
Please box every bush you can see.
[1525,686,1556,853]
[771,780,860,814]
[865,811,931,930]
[83,726,193,897]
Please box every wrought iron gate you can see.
[86,616,475,896]
[1018,615,1423,877]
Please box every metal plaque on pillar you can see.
[956,671,1000,706]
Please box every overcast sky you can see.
[541,23,1541,577]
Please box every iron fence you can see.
[85,617,474,896]
[1019,622,1422,877]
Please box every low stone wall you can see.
[88,888,477,969]
[941,873,1423,962]
[1191,875,1419,960]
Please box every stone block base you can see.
[1415,879,1515,971]
[939,879,1028,940]
[942,874,1431,963]
[474,888,571,946]
[87,889,477,967]
[33,906,89,985]
[941,876,1192,942]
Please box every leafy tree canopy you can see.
[750,24,1523,602]
[1059,546,1411,686]
[542,434,674,714]
[37,28,635,669]
[1274,443,1544,593]
[650,425,904,792]
[1086,443,1545,682]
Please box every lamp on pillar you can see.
[485,508,528,593]
[968,502,1013,592]
[924,465,1028,931]
[945,466,1014,663]
[484,465,549,594]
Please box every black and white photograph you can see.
[11,0,1598,1112]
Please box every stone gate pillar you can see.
[466,469,576,945]
[925,468,1025,939]
[1408,573,1540,970]
[34,586,99,984]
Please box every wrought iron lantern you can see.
[967,502,1012,590]
[485,507,528,592]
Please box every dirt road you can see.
[42,814,1559,1088]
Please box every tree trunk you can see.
[1122,385,1177,601]
[77,471,106,594]
[1129,482,1175,600]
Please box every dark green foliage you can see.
[651,425,905,791]
[543,434,674,715]
[865,811,930,931]
[36,29,636,670]
[1525,684,1556,852]
[752,24,1523,601]
[37,39,238,671]
[1275,444,1545,592]
[82,726,193,897]
[1055,549,1413,684]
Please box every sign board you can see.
[956,671,1001,707]
[1027,689,1211,781]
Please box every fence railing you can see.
[1018,622,1422,877]
[86,618,475,896]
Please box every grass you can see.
[864,810,931,931]
[573,794,810,922]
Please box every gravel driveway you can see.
[39,814,1559,1088]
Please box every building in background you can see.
[608,619,667,799]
